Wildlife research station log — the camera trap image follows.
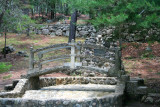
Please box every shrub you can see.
[0,62,12,73]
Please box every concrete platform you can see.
[23,84,115,100]
[41,84,116,92]
[23,90,112,100]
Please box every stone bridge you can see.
[0,39,148,107]
[24,39,123,79]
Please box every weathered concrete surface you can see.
[23,90,112,100]
[41,84,116,92]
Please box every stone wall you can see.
[39,77,118,88]
[29,23,160,42]
[0,93,123,107]
[0,77,123,107]
[30,24,97,37]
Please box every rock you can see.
[91,32,96,37]
[82,26,87,30]
[79,31,89,36]
[88,73,95,77]
[93,29,96,33]
[37,30,42,35]
[155,99,160,104]
[2,46,15,54]
[76,32,80,37]
[75,104,81,107]
[64,31,69,37]
[46,20,52,23]
[56,22,61,25]
[56,29,63,36]
[41,26,48,30]
[83,72,88,77]
[16,51,28,57]
[144,97,154,103]
[106,29,113,35]
[63,101,70,105]
[42,29,49,35]
[62,27,67,31]
[77,28,81,31]
[50,32,56,37]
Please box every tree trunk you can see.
[68,10,77,43]
[51,9,54,19]
[31,8,34,18]
[0,13,4,28]
[65,4,69,16]
[4,28,7,58]
[27,24,30,36]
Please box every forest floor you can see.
[0,34,160,106]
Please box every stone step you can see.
[41,84,116,92]
[148,93,160,98]
[4,79,19,91]
[12,79,19,87]
[137,86,148,95]
[4,84,14,91]
[130,77,145,86]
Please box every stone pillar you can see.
[115,47,121,77]
[28,77,40,90]
[29,47,34,74]
[38,53,43,70]
[70,39,75,69]
[76,41,81,62]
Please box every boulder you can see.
[41,25,48,30]
[79,31,89,36]
[56,29,63,36]
[46,20,52,23]
[77,27,81,31]
[37,30,42,35]
[76,32,80,37]
[93,29,97,33]
[106,29,113,35]
[2,46,15,54]
[144,97,154,103]
[64,31,69,37]
[16,51,28,57]
[42,29,49,35]
[50,32,56,37]
[62,27,67,31]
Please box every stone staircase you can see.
[126,77,148,99]
[4,79,19,91]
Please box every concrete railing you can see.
[28,39,122,76]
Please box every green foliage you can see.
[141,51,155,59]
[0,62,12,73]
[16,15,35,32]
[156,72,160,75]
[65,0,160,40]
[0,0,25,32]
[3,74,12,79]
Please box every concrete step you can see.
[41,84,116,92]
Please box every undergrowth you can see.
[0,62,12,73]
